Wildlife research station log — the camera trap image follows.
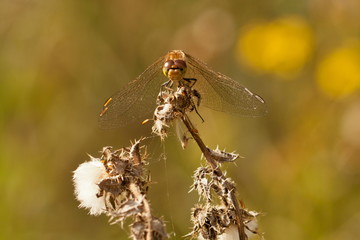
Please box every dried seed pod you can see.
[207,147,240,163]
[131,218,168,240]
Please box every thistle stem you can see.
[181,113,247,240]
[129,182,153,240]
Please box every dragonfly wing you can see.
[185,53,267,116]
[98,56,166,128]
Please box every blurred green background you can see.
[1,0,360,239]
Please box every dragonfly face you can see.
[162,51,188,82]
[162,59,187,82]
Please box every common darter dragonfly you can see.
[99,50,266,128]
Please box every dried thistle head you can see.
[131,218,168,240]
[189,204,235,240]
[189,204,261,240]
[191,167,236,205]
[73,138,149,216]
[190,163,263,240]
[152,85,201,141]
[73,138,168,240]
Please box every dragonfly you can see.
[99,50,266,128]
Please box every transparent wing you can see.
[185,53,267,116]
[98,56,166,128]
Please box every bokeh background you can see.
[1,0,360,239]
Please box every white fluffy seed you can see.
[73,157,107,215]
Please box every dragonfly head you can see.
[162,59,187,81]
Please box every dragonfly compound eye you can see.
[163,60,175,77]
[174,60,187,74]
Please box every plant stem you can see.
[181,113,247,240]
[129,183,153,240]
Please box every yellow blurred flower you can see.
[237,16,313,79]
[316,41,360,98]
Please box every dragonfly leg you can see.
[160,80,173,95]
[161,79,173,88]
[190,93,204,123]
[183,77,197,87]
[183,85,203,122]
[192,89,201,107]
[194,106,204,123]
